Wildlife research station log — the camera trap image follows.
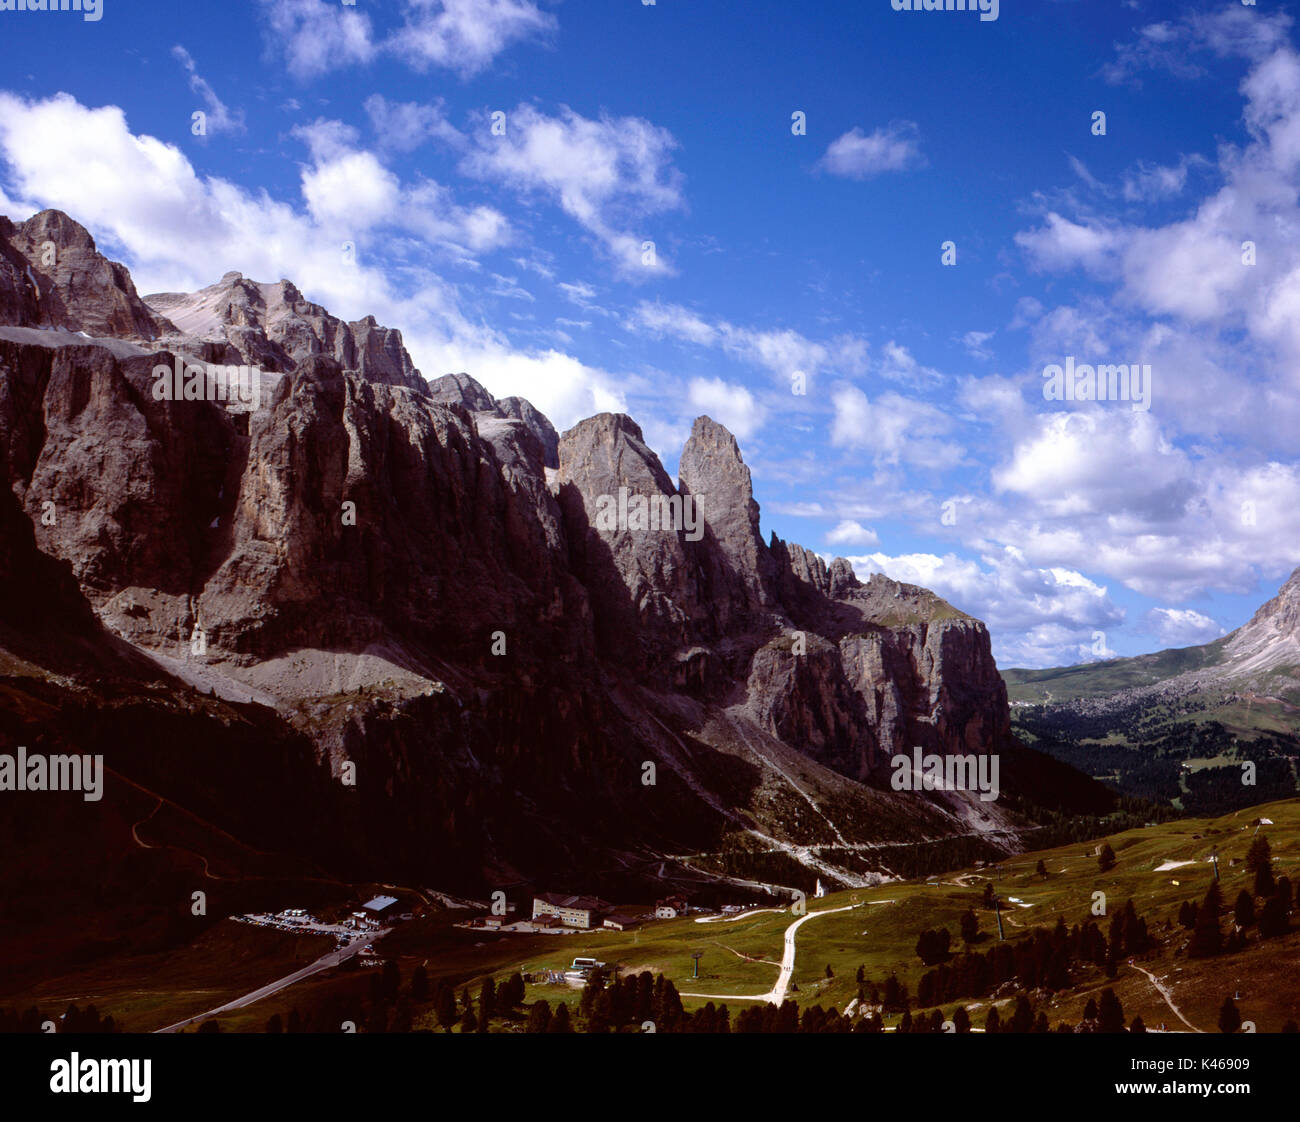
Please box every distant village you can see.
[231,894,416,965]
[465,891,696,935]
[463,884,826,935]
[228,884,801,983]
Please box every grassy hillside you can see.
[100,797,1300,1034]
[427,799,1300,1032]
[1003,639,1228,703]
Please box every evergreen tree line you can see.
[905,898,1154,1007]
[0,1003,118,1033]
[1181,836,1292,958]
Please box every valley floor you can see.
[7,798,1300,1034]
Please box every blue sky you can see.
[2,0,1299,668]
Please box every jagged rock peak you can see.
[828,557,860,597]
[1238,564,1300,640]
[0,208,176,341]
[777,537,832,594]
[565,411,647,443]
[429,374,560,469]
[557,413,680,519]
[429,372,499,413]
[497,395,560,470]
[144,270,426,391]
[679,416,758,501]
[21,208,99,251]
[678,415,774,616]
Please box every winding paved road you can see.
[682,903,859,1004]
[154,933,384,1033]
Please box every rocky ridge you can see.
[0,209,1077,897]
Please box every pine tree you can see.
[1259,893,1289,938]
[1009,996,1034,1033]
[477,977,495,1032]
[588,991,614,1034]
[434,981,457,1032]
[1246,833,1272,874]
[1234,889,1255,928]
[882,975,905,1012]
[1218,996,1241,1034]
[1189,884,1223,958]
[388,997,413,1034]
[548,1003,572,1033]
[960,908,980,944]
[915,926,952,965]
[1130,1015,1146,1033]
[380,959,401,1002]
[984,1005,1001,1034]
[579,969,604,1017]
[1036,859,1048,879]
[1098,988,1125,1033]
[1276,876,1293,913]
[498,972,525,1010]
[1255,861,1276,898]
[526,1000,551,1033]
[1098,843,1117,873]
[953,1006,971,1033]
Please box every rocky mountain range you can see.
[1003,568,1300,815]
[0,209,1109,908]
[1005,567,1300,717]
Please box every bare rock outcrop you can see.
[0,210,175,341]
[430,373,561,469]
[498,394,560,469]
[556,412,704,663]
[0,208,1041,895]
[146,273,426,390]
[679,415,775,630]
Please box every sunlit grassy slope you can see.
[422,798,1300,1032]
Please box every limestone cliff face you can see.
[678,415,775,631]
[0,339,587,669]
[0,208,1029,892]
[838,619,1011,759]
[0,426,99,642]
[0,336,234,616]
[547,412,1009,784]
[1223,566,1300,669]
[0,211,174,340]
[429,372,561,470]
[556,412,703,662]
[745,633,879,780]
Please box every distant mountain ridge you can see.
[1005,567,1300,714]
[1004,570,1300,815]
